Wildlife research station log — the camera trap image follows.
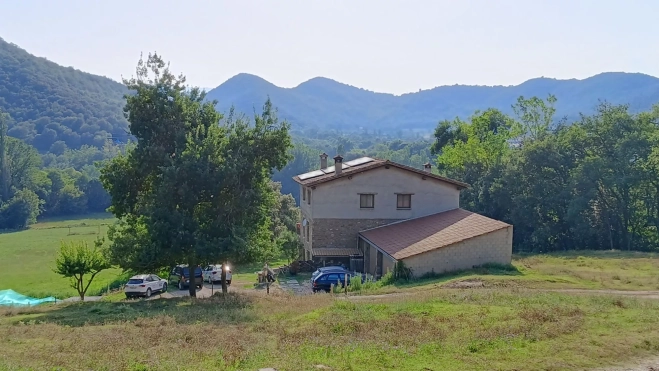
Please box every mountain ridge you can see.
[206,72,659,132]
[3,35,659,144]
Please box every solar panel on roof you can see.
[321,163,352,174]
[298,170,325,180]
[344,157,374,167]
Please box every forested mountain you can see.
[207,72,659,134]
[0,38,129,153]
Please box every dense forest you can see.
[0,110,117,229]
[431,97,659,253]
[0,38,129,153]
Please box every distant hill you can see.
[207,72,659,133]
[3,37,659,152]
[0,38,129,153]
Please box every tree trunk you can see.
[78,277,85,301]
[221,260,228,294]
[187,256,197,298]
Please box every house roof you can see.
[312,247,362,257]
[292,157,469,189]
[359,208,511,260]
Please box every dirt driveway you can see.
[148,282,243,300]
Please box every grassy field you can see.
[2,218,659,370]
[353,250,659,295]
[1,288,659,370]
[0,213,125,299]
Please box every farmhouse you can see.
[293,154,513,278]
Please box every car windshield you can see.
[127,279,143,284]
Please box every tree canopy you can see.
[431,96,659,252]
[101,54,292,296]
[0,38,129,153]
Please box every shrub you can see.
[350,274,363,292]
[393,261,413,281]
[379,271,396,286]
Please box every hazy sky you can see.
[1,0,657,95]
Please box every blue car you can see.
[310,266,348,283]
[312,270,359,293]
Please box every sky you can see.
[1,0,658,95]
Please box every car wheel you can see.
[178,281,183,290]
[125,294,132,299]
[145,288,152,298]
[162,283,167,292]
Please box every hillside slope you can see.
[0,38,128,152]
[207,72,659,132]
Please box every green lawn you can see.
[353,250,659,295]
[0,213,125,299]
[1,289,658,370]
[230,259,289,287]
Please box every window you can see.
[360,194,374,208]
[302,187,306,201]
[307,189,311,205]
[305,224,310,242]
[397,194,412,209]
[323,274,340,283]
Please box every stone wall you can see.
[311,218,402,252]
[402,226,513,277]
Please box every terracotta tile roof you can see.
[359,208,511,260]
[312,247,362,257]
[292,158,469,189]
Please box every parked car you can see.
[168,265,204,290]
[312,271,356,293]
[202,264,232,285]
[124,274,167,298]
[310,266,348,283]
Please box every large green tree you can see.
[101,54,292,296]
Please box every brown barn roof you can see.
[292,157,469,189]
[359,208,510,260]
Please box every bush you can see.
[0,189,42,229]
[350,274,363,292]
[393,261,413,280]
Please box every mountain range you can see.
[2,36,659,154]
[207,72,659,133]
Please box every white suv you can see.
[124,274,168,298]
[202,264,232,285]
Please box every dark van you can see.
[168,265,204,290]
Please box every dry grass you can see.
[2,288,659,370]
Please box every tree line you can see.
[432,95,659,252]
[0,112,118,230]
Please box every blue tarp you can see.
[0,289,56,307]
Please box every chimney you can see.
[320,153,328,170]
[423,163,432,172]
[334,155,343,175]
